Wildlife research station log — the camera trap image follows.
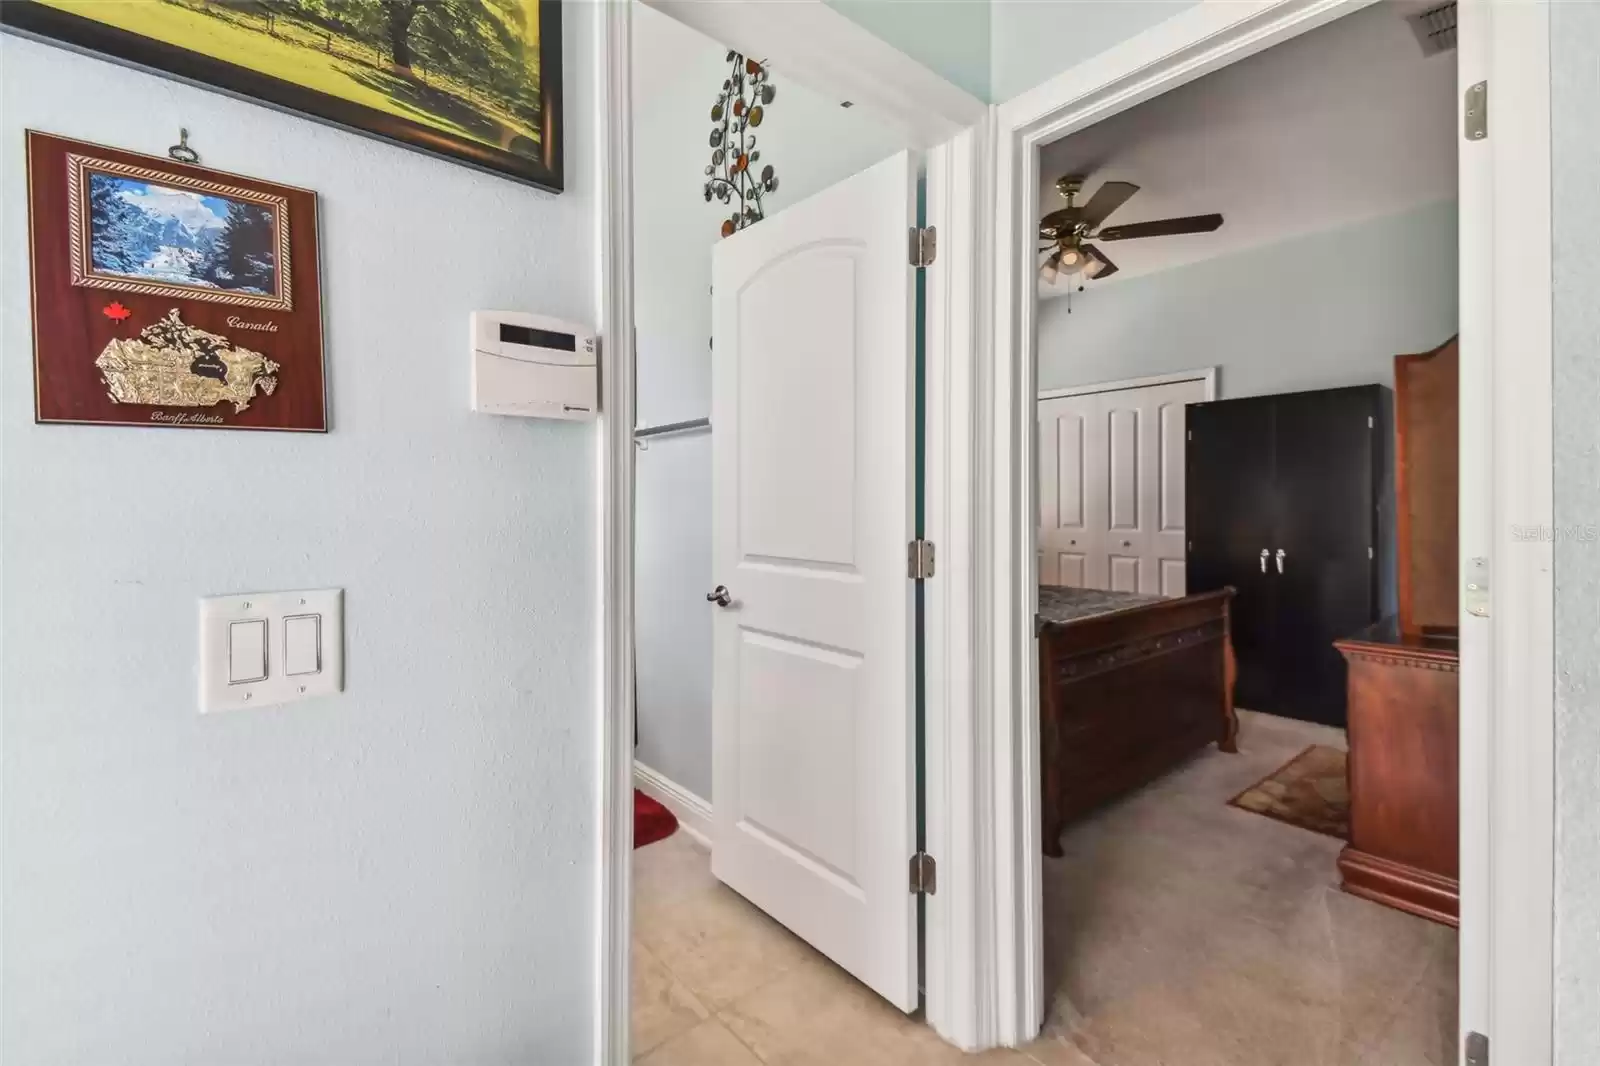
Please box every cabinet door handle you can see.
[1260,548,1269,573]
[1275,548,1286,574]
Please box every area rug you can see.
[634,790,678,849]
[1229,744,1350,840]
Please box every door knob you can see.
[1260,548,1269,573]
[1275,548,1286,574]
[706,585,732,607]
[1122,540,1131,548]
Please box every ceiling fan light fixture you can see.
[1037,176,1222,289]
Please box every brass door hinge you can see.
[908,539,936,579]
[909,226,937,267]
[909,852,937,894]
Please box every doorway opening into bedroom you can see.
[1027,4,1462,1063]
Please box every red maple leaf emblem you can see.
[102,301,132,323]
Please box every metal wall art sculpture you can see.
[704,51,778,238]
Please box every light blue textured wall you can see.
[823,0,992,101]
[991,0,1199,102]
[1,14,599,1063]
[1037,201,1459,398]
[1552,4,1600,1063]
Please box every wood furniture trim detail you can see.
[1339,847,1460,928]
[1339,647,1460,671]
[1334,628,1460,927]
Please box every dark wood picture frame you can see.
[1,1,563,193]
[27,131,327,432]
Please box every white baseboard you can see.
[633,761,713,847]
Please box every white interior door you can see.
[1037,377,1206,595]
[709,150,918,1011]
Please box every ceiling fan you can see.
[1038,175,1224,286]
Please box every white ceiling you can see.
[1036,2,1457,296]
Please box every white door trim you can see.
[956,0,1557,1055]
[596,2,984,1059]
[1038,367,1217,403]
[1470,3,1554,1059]
[922,117,993,1051]
[596,3,637,1063]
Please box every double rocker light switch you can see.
[228,619,269,683]
[201,589,343,713]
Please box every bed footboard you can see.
[1039,587,1237,856]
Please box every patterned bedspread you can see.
[1038,584,1165,625]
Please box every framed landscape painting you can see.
[1,0,563,192]
[71,154,292,309]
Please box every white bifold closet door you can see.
[1037,377,1207,595]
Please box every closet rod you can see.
[633,416,711,444]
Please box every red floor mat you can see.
[634,789,678,849]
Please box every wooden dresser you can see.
[1334,619,1459,926]
[1331,337,1461,927]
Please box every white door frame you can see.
[966,0,1556,1057]
[594,2,989,1060]
[1038,366,1218,402]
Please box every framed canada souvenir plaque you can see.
[25,131,326,431]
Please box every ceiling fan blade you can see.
[1082,244,1118,280]
[1097,213,1224,241]
[1039,249,1063,285]
[1078,181,1139,229]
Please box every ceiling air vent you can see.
[1407,1,1457,56]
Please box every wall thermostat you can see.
[471,311,597,420]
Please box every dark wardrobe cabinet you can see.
[1186,385,1393,727]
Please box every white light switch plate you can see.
[200,588,343,713]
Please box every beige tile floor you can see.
[632,832,1032,1065]
[633,710,1457,1065]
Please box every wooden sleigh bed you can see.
[1038,585,1238,857]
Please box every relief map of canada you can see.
[95,308,279,413]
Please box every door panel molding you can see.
[1157,403,1187,533]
